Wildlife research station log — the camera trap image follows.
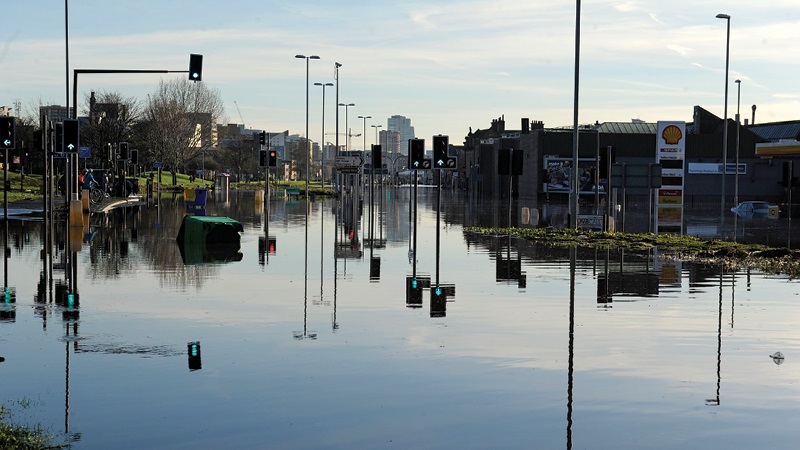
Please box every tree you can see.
[216,133,257,182]
[140,78,225,184]
[80,90,141,169]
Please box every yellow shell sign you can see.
[662,125,683,145]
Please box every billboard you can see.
[543,156,606,195]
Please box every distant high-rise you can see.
[387,115,415,154]
[39,105,74,123]
[379,129,400,155]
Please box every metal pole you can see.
[717,14,731,217]
[734,79,741,208]
[570,0,582,228]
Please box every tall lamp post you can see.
[371,124,382,146]
[358,115,372,151]
[339,103,355,152]
[314,82,333,187]
[734,79,741,208]
[296,54,320,201]
[716,13,731,217]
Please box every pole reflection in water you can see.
[566,246,575,449]
[706,264,724,407]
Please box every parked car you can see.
[730,201,779,219]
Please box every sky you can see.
[2,0,799,150]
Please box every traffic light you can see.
[268,150,277,167]
[130,149,139,165]
[55,122,63,154]
[188,341,202,371]
[430,285,446,318]
[63,119,79,152]
[119,142,129,160]
[498,148,511,175]
[0,117,14,150]
[433,135,448,169]
[259,149,267,167]
[259,131,266,145]
[189,54,203,81]
[410,138,425,169]
[32,129,43,152]
[371,144,382,173]
[511,149,524,176]
[406,276,423,308]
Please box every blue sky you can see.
[2,0,799,149]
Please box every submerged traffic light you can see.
[410,138,425,169]
[189,54,203,81]
[433,135,448,169]
[430,285,446,318]
[188,341,202,371]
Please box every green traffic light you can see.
[411,278,418,289]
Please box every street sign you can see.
[335,155,363,168]
[154,162,163,169]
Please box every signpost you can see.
[335,155,363,174]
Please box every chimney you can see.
[521,118,530,134]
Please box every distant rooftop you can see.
[596,122,658,134]
[748,121,800,142]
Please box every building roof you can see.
[748,121,800,142]
[596,122,658,134]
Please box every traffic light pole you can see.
[436,168,441,287]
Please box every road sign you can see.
[335,155,363,168]
[153,162,163,169]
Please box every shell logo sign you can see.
[661,125,683,145]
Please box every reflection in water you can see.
[3,189,800,448]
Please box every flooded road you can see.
[1,188,799,449]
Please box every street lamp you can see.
[296,54,320,201]
[734,79,741,208]
[314,82,333,188]
[716,13,731,217]
[371,124,382,146]
[339,103,355,152]
[358,115,372,151]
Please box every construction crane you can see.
[326,130,361,151]
[233,101,247,128]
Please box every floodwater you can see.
[1,187,799,449]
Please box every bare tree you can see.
[80,90,141,169]
[141,78,225,184]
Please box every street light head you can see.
[314,82,323,86]
[310,55,321,60]
[295,54,306,59]
[735,79,741,84]
[335,62,342,68]
[716,13,730,19]
[325,83,334,87]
